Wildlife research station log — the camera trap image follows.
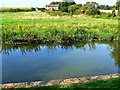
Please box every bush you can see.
[61,7,68,12]
[94,15,101,18]
[59,2,76,12]
[68,5,79,14]
[107,12,112,17]
[75,9,81,15]
[112,9,116,17]
[75,6,100,15]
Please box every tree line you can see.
[48,1,119,16]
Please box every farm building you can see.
[45,0,75,10]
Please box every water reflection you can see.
[2,42,100,55]
[2,42,119,83]
[2,42,119,67]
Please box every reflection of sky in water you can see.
[2,43,118,84]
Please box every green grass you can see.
[2,12,118,43]
[2,78,120,90]
[2,12,118,25]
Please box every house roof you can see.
[45,4,59,7]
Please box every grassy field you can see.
[2,12,118,43]
[2,77,120,90]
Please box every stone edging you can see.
[0,74,120,88]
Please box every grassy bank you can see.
[2,12,118,43]
[2,77,120,90]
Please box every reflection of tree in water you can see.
[110,42,120,68]
[2,44,41,55]
[2,42,119,68]
[2,42,96,55]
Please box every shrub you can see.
[59,2,76,12]
[75,6,100,15]
[112,9,116,17]
[61,7,68,12]
[68,5,79,14]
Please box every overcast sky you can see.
[0,0,117,7]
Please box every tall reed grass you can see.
[2,22,118,43]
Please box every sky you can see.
[0,0,117,7]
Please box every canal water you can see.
[2,42,119,83]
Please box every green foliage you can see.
[74,8,81,14]
[59,2,76,12]
[107,12,112,17]
[61,7,68,12]
[85,8,100,15]
[50,2,61,5]
[100,10,117,19]
[99,4,115,10]
[68,5,79,14]
[77,4,82,7]
[77,6,100,15]
[116,0,120,9]
[105,5,111,10]
[112,9,116,17]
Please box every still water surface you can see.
[2,42,119,83]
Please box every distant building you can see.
[45,4,59,10]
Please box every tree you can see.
[61,7,68,12]
[80,6,89,14]
[116,0,120,9]
[50,2,61,5]
[79,6,100,15]
[99,5,112,10]
[112,9,116,17]
[68,5,79,14]
[59,2,76,12]
[99,5,106,9]
[77,4,82,7]
[105,5,110,10]
[85,7,100,15]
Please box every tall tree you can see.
[116,0,120,9]
[68,5,79,14]
[59,2,76,12]
[50,2,61,5]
